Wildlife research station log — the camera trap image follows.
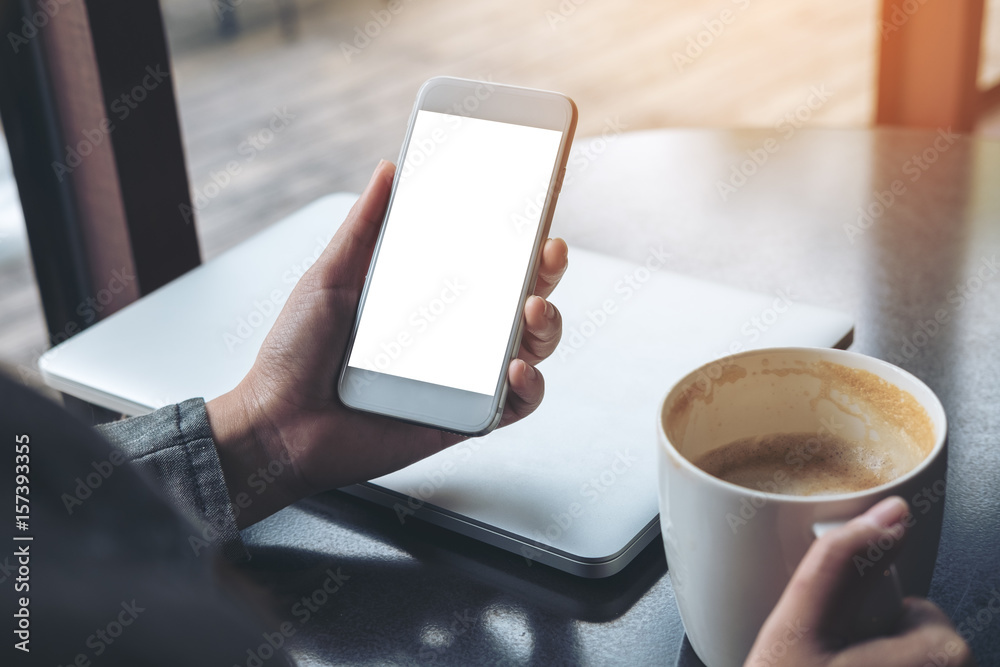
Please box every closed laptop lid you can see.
[39,193,853,576]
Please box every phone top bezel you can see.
[338,76,578,436]
[418,76,576,133]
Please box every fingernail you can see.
[556,238,569,258]
[368,160,388,187]
[543,299,555,319]
[522,359,538,381]
[866,496,908,528]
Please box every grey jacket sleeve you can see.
[96,398,249,561]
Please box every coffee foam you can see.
[811,360,935,462]
[666,356,938,494]
[693,432,904,496]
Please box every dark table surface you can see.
[241,128,1000,666]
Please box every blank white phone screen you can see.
[347,110,563,396]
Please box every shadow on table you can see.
[248,490,668,622]
[236,490,680,663]
[237,489,724,664]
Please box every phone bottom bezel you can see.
[339,366,503,435]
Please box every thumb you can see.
[756,496,910,649]
[313,160,395,291]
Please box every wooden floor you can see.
[169,0,881,258]
[1,0,997,390]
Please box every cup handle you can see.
[812,521,904,638]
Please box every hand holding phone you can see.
[205,158,569,525]
[338,77,577,434]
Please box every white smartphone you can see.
[337,76,577,435]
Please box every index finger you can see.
[532,238,569,300]
[761,497,910,638]
[836,598,974,667]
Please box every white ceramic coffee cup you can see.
[657,347,947,667]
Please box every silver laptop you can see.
[39,194,853,577]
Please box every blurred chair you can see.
[214,0,300,39]
[0,0,199,422]
[876,0,994,132]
